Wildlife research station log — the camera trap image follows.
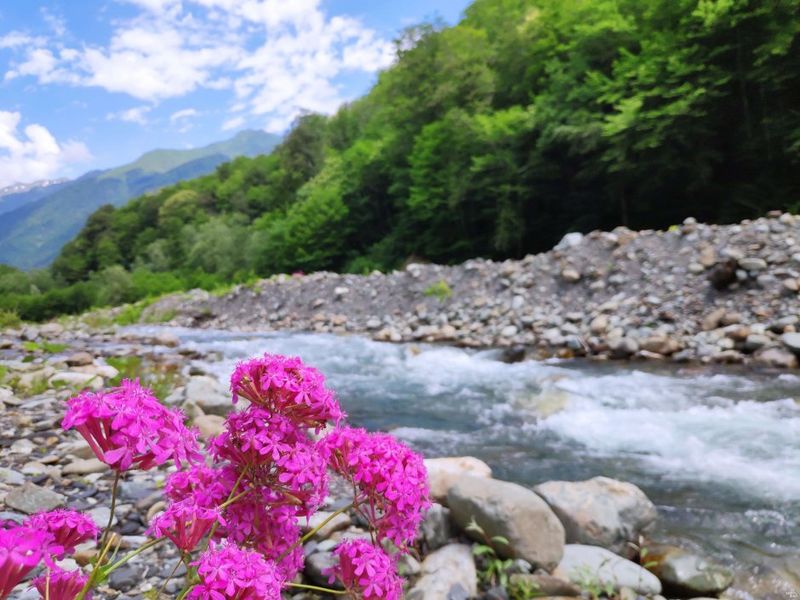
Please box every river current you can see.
[140,327,800,581]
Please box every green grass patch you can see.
[106,355,179,402]
[0,309,21,329]
[424,279,453,301]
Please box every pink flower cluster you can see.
[187,543,282,600]
[229,353,345,428]
[1,510,98,600]
[328,539,403,600]
[321,427,431,548]
[2,352,430,600]
[62,379,200,471]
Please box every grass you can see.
[424,279,453,301]
[0,309,21,329]
[21,340,68,354]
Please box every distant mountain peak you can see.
[0,178,70,198]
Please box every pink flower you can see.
[165,464,238,509]
[62,379,201,471]
[321,427,430,548]
[25,510,99,558]
[33,567,89,600]
[148,499,223,552]
[327,539,403,600]
[189,542,283,600]
[217,499,303,581]
[0,523,50,599]
[210,408,328,513]
[230,354,344,428]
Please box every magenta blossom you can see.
[26,509,99,558]
[188,542,283,600]
[148,499,223,552]
[164,463,238,510]
[321,427,430,548]
[327,539,403,600]
[33,567,90,600]
[62,379,201,471]
[210,408,328,513]
[229,354,344,428]
[0,523,51,599]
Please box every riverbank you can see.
[127,212,800,369]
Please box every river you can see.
[144,327,800,586]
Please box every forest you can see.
[2,0,799,321]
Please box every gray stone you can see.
[533,476,657,555]
[305,551,342,588]
[0,467,25,485]
[743,333,772,352]
[738,257,768,271]
[508,573,581,597]
[303,510,352,540]
[107,561,145,591]
[555,544,662,596]
[184,375,233,416]
[647,544,733,596]
[421,503,453,551]
[4,482,65,514]
[781,332,800,354]
[63,458,107,475]
[154,332,180,347]
[49,371,103,390]
[609,337,639,358]
[65,352,94,367]
[448,476,565,570]
[193,414,226,440]
[407,544,477,600]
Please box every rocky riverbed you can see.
[127,212,800,369]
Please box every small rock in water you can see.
[646,544,733,596]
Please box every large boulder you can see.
[448,476,565,570]
[647,544,733,597]
[533,476,657,555]
[184,376,233,416]
[407,544,477,600]
[424,456,492,504]
[555,544,662,596]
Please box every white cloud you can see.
[170,108,199,122]
[0,111,91,187]
[221,115,245,131]
[107,105,152,124]
[3,0,395,131]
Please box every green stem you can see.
[74,529,116,600]
[217,488,249,510]
[287,582,348,595]
[176,583,195,600]
[100,470,121,548]
[156,555,185,599]
[276,502,354,564]
[103,537,165,576]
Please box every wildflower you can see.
[321,427,430,547]
[148,499,223,552]
[164,463,238,509]
[189,542,283,600]
[210,408,328,512]
[230,354,344,428]
[62,379,200,471]
[217,500,303,581]
[33,567,90,600]
[328,539,403,600]
[0,523,50,599]
[26,509,99,558]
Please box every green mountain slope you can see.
[0,130,280,270]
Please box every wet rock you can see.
[449,476,565,570]
[533,476,657,556]
[4,482,65,513]
[708,259,737,290]
[609,337,638,359]
[424,456,492,504]
[646,544,733,596]
[555,544,662,596]
[754,346,798,369]
[407,544,477,600]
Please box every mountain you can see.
[0,179,70,217]
[0,130,280,270]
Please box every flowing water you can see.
[140,328,800,581]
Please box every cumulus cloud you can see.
[3,0,395,132]
[0,111,91,187]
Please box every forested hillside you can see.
[2,0,799,321]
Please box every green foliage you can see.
[508,578,545,600]
[466,518,514,588]
[6,0,800,319]
[571,566,615,599]
[106,356,178,402]
[0,309,21,329]
[424,279,453,301]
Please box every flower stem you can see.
[276,502,354,564]
[287,582,348,595]
[103,537,165,576]
[156,555,185,599]
[100,470,121,548]
[74,527,117,600]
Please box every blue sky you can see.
[0,0,470,187]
